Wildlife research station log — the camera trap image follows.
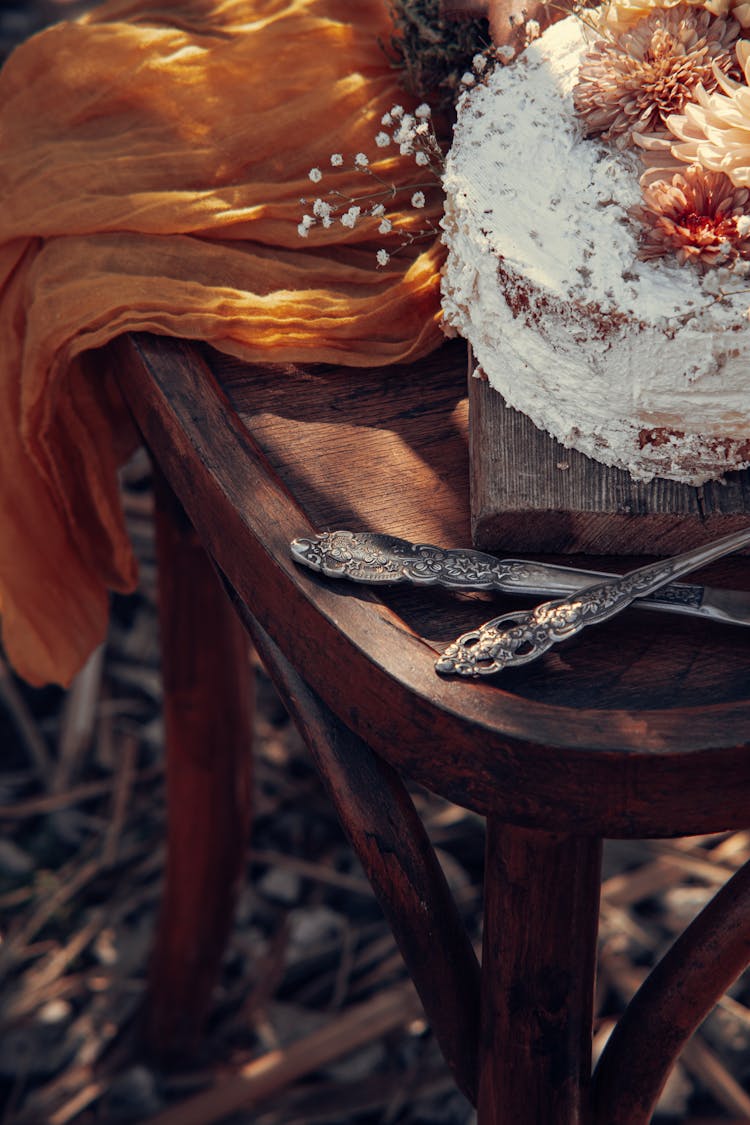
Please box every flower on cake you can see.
[631,164,750,264]
[574,3,741,148]
[657,40,750,185]
[604,0,750,32]
[569,0,750,271]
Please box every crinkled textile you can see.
[0,0,446,686]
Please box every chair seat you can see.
[109,332,750,838]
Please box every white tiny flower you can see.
[415,121,429,136]
[399,141,414,155]
[375,131,391,148]
[297,222,310,238]
[301,214,315,228]
[371,203,386,218]
[341,205,361,229]
[394,118,416,148]
[376,249,390,267]
[737,216,750,237]
[415,151,429,166]
[497,45,515,63]
[354,152,369,168]
[460,72,476,86]
[390,104,404,119]
[330,153,344,166]
[525,18,540,39]
[472,53,487,72]
[313,198,331,219]
[308,167,323,183]
[378,218,392,234]
[322,216,333,228]
[411,191,425,209]
[415,103,431,119]
[381,112,393,126]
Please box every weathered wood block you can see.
[470,375,750,556]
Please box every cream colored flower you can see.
[661,40,750,186]
[604,0,750,34]
[574,4,741,148]
[631,163,750,264]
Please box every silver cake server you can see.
[436,525,750,677]
[289,530,750,627]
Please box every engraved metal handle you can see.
[291,530,550,589]
[290,529,705,606]
[289,530,750,626]
[436,526,750,677]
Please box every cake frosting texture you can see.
[440,16,750,484]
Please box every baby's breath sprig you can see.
[297,101,447,266]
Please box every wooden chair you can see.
[106,331,750,1124]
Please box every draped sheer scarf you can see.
[0,0,445,685]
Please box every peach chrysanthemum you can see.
[660,40,750,186]
[631,164,750,265]
[574,4,741,149]
[604,0,750,35]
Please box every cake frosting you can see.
[440,14,750,485]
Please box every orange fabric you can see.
[0,0,446,686]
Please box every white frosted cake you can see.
[440,7,750,485]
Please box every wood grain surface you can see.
[470,373,750,555]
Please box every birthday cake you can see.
[440,2,750,485]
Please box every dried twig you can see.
[681,1034,750,1117]
[144,982,422,1125]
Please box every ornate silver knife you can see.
[290,530,750,627]
[436,525,750,677]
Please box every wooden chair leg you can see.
[478,820,602,1125]
[145,470,254,1058]
[592,854,750,1124]
[236,609,482,1105]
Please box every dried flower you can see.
[341,205,361,229]
[660,40,750,186]
[296,103,442,258]
[631,164,750,266]
[604,0,750,33]
[377,249,391,266]
[574,4,740,149]
[386,0,489,115]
